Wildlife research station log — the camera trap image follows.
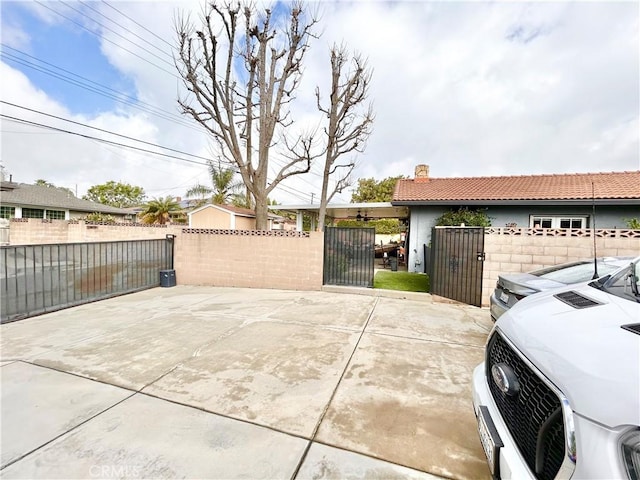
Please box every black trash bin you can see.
[390,257,398,271]
[160,269,176,287]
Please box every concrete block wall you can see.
[8,219,181,244]
[5,220,323,293]
[8,221,639,302]
[482,229,640,306]
[174,229,324,291]
[8,219,70,244]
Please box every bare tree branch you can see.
[316,44,375,230]
[174,1,319,229]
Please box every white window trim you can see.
[530,215,588,229]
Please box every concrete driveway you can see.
[0,286,493,479]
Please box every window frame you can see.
[0,206,15,219]
[530,215,588,229]
[22,208,45,219]
[45,210,66,220]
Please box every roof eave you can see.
[1,201,130,214]
[392,199,640,206]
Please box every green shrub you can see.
[83,212,116,223]
[336,218,401,234]
[435,208,492,227]
[625,218,640,229]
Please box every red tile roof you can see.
[393,171,640,202]
[212,204,279,218]
[215,204,256,216]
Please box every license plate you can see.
[477,406,503,476]
[500,291,509,304]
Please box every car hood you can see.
[497,283,640,427]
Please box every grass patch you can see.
[374,271,430,292]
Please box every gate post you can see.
[165,234,175,270]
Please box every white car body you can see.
[472,257,640,479]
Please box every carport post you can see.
[165,234,175,270]
[296,211,304,231]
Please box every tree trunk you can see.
[254,194,269,230]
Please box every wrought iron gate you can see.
[323,227,375,287]
[1,237,174,323]
[429,227,484,307]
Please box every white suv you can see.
[472,256,640,479]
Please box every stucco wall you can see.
[407,204,640,273]
[189,206,258,230]
[175,229,323,290]
[481,228,640,306]
[190,207,232,229]
[234,215,256,230]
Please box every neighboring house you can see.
[188,204,277,230]
[271,215,297,231]
[0,181,133,221]
[393,165,640,272]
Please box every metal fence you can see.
[323,227,375,288]
[429,227,485,307]
[1,238,174,323]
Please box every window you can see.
[0,206,15,219]
[530,216,588,229]
[46,210,65,220]
[22,208,45,219]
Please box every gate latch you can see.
[477,252,486,262]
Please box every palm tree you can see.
[186,160,244,206]
[140,196,181,224]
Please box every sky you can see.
[1,0,638,206]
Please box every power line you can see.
[78,0,173,61]
[1,47,201,132]
[3,113,333,204]
[33,0,180,80]
[1,101,222,164]
[102,0,174,50]
[1,114,211,167]
[60,0,175,69]
[273,183,314,203]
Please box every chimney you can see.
[415,164,429,180]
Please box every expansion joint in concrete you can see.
[289,297,380,480]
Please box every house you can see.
[187,204,278,230]
[392,165,640,272]
[0,181,133,221]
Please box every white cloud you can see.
[1,21,31,51]
[0,61,206,199]
[1,0,638,206]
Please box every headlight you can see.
[622,428,640,480]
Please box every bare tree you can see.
[316,45,374,230]
[175,2,320,229]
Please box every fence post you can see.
[165,234,175,270]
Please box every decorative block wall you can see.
[482,227,640,306]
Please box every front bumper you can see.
[472,362,536,479]
[472,362,632,479]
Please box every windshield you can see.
[599,259,640,302]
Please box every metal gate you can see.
[323,227,375,287]
[1,237,174,323]
[429,226,484,307]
